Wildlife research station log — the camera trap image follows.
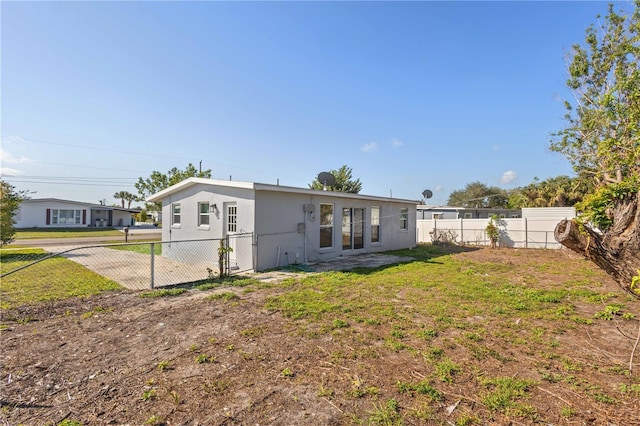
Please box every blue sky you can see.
[0,1,623,206]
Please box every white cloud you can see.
[0,167,22,176]
[391,138,404,147]
[0,148,31,164]
[361,142,378,152]
[501,170,518,184]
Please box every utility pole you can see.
[199,160,202,174]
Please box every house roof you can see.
[147,177,419,205]
[21,198,141,213]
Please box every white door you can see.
[223,202,239,270]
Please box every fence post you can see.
[524,217,528,249]
[225,234,230,276]
[150,242,155,289]
[460,218,464,244]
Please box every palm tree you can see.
[113,191,138,208]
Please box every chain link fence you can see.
[0,234,254,291]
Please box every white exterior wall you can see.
[14,200,90,228]
[254,190,416,271]
[159,183,256,271]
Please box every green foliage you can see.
[632,270,640,295]
[367,399,402,426]
[308,165,363,193]
[58,420,82,426]
[485,215,500,248]
[508,175,591,208]
[447,181,509,208]
[480,376,536,412]
[550,2,640,186]
[139,288,187,298]
[0,180,29,247]
[576,178,640,230]
[136,163,212,210]
[113,191,139,208]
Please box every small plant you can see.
[486,215,500,249]
[195,354,213,364]
[240,326,264,338]
[218,239,234,279]
[281,367,294,377]
[58,420,82,426]
[144,415,163,426]
[141,388,156,401]
[169,390,181,405]
[367,399,402,425]
[561,406,577,418]
[317,384,335,398]
[188,344,199,352]
[435,358,460,383]
[206,292,239,302]
[156,360,171,371]
[204,379,230,395]
[139,288,187,298]
[332,319,349,329]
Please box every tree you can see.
[508,175,592,208]
[113,191,138,209]
[0,180,29,247]
[447,181,509,208]
[309,165,363,193]
[551,2,640,298]
[135,163,212,210]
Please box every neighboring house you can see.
[418,205,521,220]
[147,178,417,272]
[15,198,139,228]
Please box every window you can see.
[342,208,364,250]
[400,208,408,230]
[172,203,181,226]
[227,205,237,233]
[319,203,333,249]
[433,213,444,220]
[52,209,81,225]
[371,206,380,243]
[464,213,472,219]
[198,202,210,227]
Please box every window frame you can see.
[371,206,380,244]
[171,203,181,227]
[198,202,210,228]
[319,203,334,249]
[433,213,444,220]
[227,204,237,233]
[52,209,81,225]
[400,208,408,231]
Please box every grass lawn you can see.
[14,227,124,239]
[0,248,122,309]
[108,242,162,255]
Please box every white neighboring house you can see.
[14,198,138,228]
[147,178,418,272]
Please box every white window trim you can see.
[371,206,381,244]
[319,203,334,250]
[400,208,408,231]
[198,202,210,230]
[171,203,181,228]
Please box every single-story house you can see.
[147,178,418,272]
[418,205,521,219]
[14,198,139,228]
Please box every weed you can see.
[416,328,438,340]
[169,390,181,405]
[281,367,294,377]
[58,421,82,426]
[480,376,536,412]
[592,392,615,404]
[241,326,264,338]
[188,344,199,352]
[594,304,623,320]
[396,380,443,401]
[17,316,36,324]
[139,288,187,298]
[455,413,482,425]
[619,383,640,396]
[317,384,335,398]
[367,399,402,426]
[434,358,460,383]
[195,354,213,364]
[143,415,163,425]
[141,388,156,401]
[204,379,230,395]
[206,292,239,302]
[332,318,349,329]
[561,406,576,417]
[156,361,171,371]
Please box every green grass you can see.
[14,227,124,239]
[0,248,122,309]
[108,243,162,255]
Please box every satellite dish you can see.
[317,172,336,190]
[422,189,433,199]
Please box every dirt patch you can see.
[1,248,639,425]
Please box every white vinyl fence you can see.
[417,217,570,249]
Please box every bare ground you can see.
[1,248,639,426]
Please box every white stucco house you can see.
[15,198,138,228]
[147,178,418,272]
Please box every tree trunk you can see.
[554,191,640,299]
